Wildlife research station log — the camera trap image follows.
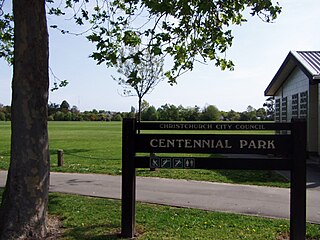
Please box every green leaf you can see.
[152,46,162,56]
[122,30,141,46]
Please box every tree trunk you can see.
[0,0,50,239]
[138,97,142,122]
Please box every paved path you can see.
[0,171,319,223]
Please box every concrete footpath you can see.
[0,171,319,224]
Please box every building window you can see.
[300,91,308,119]
[275,98,281,122]
[281,97,287,122]
[292,93,299,119]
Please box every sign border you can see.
[121,119,306,240]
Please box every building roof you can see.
[264,51,320,96]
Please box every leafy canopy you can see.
[1,0,281,86]
[0,10,13,64]
[48,0,281,84]
[0,2,68,91]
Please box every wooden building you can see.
[265,51,320,158]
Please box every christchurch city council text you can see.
[159,123,266,130]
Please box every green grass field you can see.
[0,188,318,240]
[46,192,320,240]
[1,122,319,239]
[0,121,288,187]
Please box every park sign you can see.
[121,119,307,240]
[136,134,288,154]
[136,122,290,155]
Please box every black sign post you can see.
[121,119,306,239]
[121,118,136,238]
[290,120,307,240]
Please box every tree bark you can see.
[0,0,50,239]
[138,96,142,123]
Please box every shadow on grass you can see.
[50,148,121,161]
[136,169,159,174]
[209,154,289,186]
[64,226,145,240]
[48,195,124,239]
[49,148,90,156]
[214,169,288,185]
[0,151,10,157]
[63,225,121,240]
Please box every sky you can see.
[1,1,320,112]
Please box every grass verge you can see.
[47,192,319,240]
[0,121,289,187]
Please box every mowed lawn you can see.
[0,121,122,174]
[0,121,288,187]
[1,122,320,239]
[0,190,315,239]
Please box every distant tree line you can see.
[140,101,273,121]
[0,104,11,121]
[0,98,274,122]
[46,100,130,121]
